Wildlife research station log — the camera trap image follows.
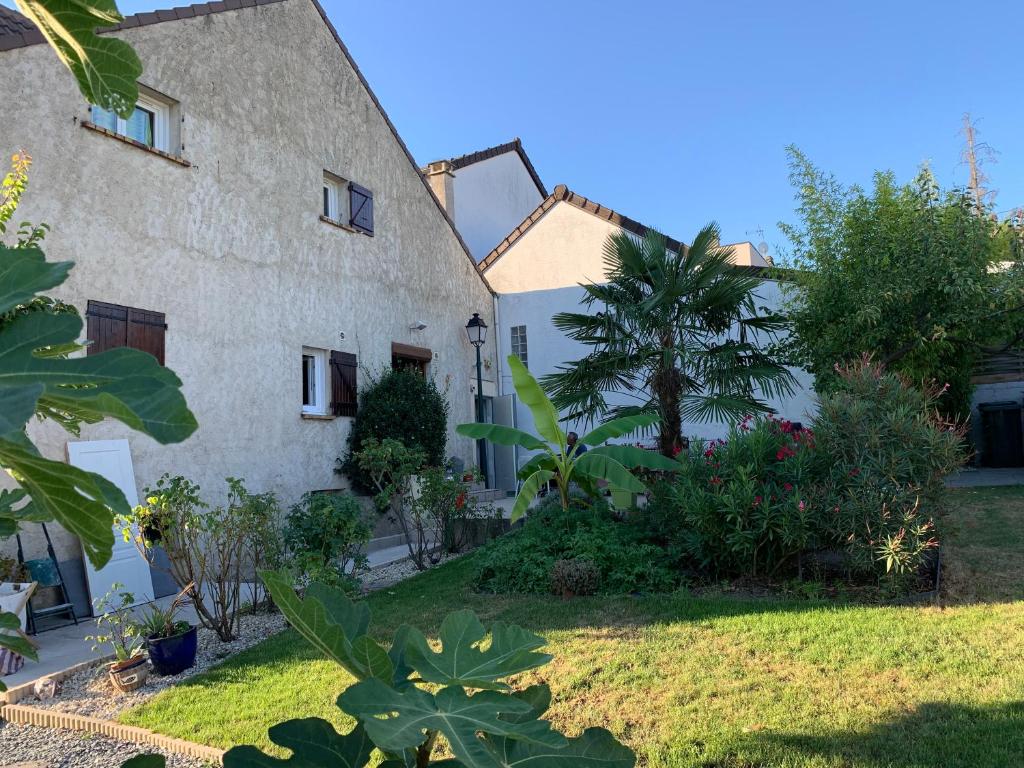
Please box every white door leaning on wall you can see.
[66,439,155,610]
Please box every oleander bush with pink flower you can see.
[646,357,966,585]
[646,414,818,578]
[810,357,966,578]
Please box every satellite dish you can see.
[757,241,769,256]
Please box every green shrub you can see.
[339,370,449,491]
[647,415,818,578]
[550,558,601,597]
[811,357,966,577]
[284,492,371,593]
[474,496,677,595]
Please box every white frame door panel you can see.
[66,439,154,610]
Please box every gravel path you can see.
[0,722,210,767]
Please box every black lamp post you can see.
[466,312,488,486]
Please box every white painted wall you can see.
[451,151,545,261]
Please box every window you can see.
[322,172,348,223]
[510,325,528,368]
[391,342,431,377]
[90,91,173,152]
[302,347,328,415]
[86,300,166,364]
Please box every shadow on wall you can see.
[750,700,1024,768]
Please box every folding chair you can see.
[16,524,79,634]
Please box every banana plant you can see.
[457,355,679,520]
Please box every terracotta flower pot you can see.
[109,655,149,693]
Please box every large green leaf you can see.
[13,0,143,118]
[119,757,166,768]
[0,437,130,567]
[484,727,636,768]
[507,355,563,447]
[404,610,551,691]
[339,681,565,768]
[0,249,71,315]
[579,413,661,448]
[515,453,555,481]
[573,453,646,493]
[262,571,392,683]
[512,469,553,523]
[456,422,547,451]
[0,611,38,660]
[584,444,681,472]
[223,720,375,768]
[501,684,552,724]
[0,309,197,444]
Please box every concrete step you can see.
[366,533,407,553]
[468,488,506,503]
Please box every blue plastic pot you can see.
[147,624,198,676]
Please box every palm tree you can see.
[542,223,796,457]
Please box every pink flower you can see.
[798,500,806,512]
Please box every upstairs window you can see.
[322,172,349,224]
[90,91,174,153]
[510,325,528,368]
[86,300,166,365]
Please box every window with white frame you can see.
[323,172,349,223]
[510,325,528,368]
[90,91,174,153]
[302,347,328,415]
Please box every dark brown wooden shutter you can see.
[127,307,166,365]
[86,300,128,356]
[330,351,358,417]
[85,300,165,365]
[349,182,374,235]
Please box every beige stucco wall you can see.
[0,0,494,561]
[484,202,617,292]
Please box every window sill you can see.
[81,121,191,167]
[301,412,335,421]
[319,215,373,237]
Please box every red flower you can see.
[710,476,723,486]
[456,492,466,510]
[784,482,793,492]
[704,447,715,458]
[753,495,762,507]
[849,467,861,477]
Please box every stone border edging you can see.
[0,703,225,764]
[2,654,113,705]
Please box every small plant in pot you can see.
[86,584,149,693]
[135,584,198,677]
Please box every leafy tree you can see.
[778,147,1024,417]
[543,224,795,457]
[458,356,680,519]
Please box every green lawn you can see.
[121,487,1024,767]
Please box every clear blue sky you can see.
[28,0,1024,259]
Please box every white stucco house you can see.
[422,142,817,488]
[0,0,496,615]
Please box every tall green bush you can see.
[340,369,448,491]
[811,357,966,576]
[284,491,370,594]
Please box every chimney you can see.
[424,160,456,220]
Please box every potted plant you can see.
[135,583,198,676]
[86,584,149,693]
